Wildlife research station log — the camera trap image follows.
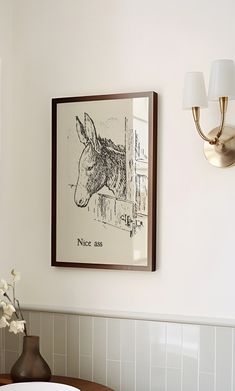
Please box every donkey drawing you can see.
[74,113,126,207]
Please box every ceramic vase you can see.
[10,335,51,382]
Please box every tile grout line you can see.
[149,323,152,391]
[78,315,81,378]
[52,313,55,375]
[181,325,184,390]
[92,316,94,382]
[120,320,122,391]
[134,320,137,391]
[197,325,200,391]
[214,327,216,391]
[165,323,167,391]
[53,353,67,357]
[39,311,41,341]
[39,312,42,363]
[3,328,5,372]
[231,329,234,391]
[105,318,108,386]
[65,315,68,376]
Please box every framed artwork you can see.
[51,91,158,270]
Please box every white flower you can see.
[0,279,8,295]
[0,270,26,336]
[0,316,9,328]
[1,302,16,320]
[9,320,25,334]
[11,269,21,282]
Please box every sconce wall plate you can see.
[204,126,235,167]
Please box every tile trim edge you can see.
[21,304,235,328]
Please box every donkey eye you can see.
[87,164,95,171]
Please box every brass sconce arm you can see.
[192,97,228,145]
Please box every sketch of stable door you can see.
[87,115,149,237]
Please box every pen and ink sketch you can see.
[73,112,147,237]
[52,92,157,270]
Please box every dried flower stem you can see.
[15,298,27,336]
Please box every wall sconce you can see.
[183,59,235,167]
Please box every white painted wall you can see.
[0,0,13,281]
[1,0,235,320]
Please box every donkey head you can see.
[74,113,107,207]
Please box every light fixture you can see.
[183,59,235,167]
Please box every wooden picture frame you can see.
[51,91,157,270]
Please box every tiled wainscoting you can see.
[0,310,235,391]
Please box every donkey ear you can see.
[84,113,102,153]
[75,116,89,145]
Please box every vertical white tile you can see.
[182,324,199,391]
[107,318,120,361]
[120,319,135,363]
[0,353,3,373]
[121,361,135,391]
[182,324,200,359]
[182,356,198,391]
[1,328,5,372]
[199,373,214,391]
[80,316,92,356]
[0,329,3,351]
[167,368,181,391]
[80,355,92,381]
[53,354,66,376]
[0,328,4,373]
[40,312,53,371]
[29,311,41,336]
[151,367,166,391]
[150,322,166,367]
[199,325,215,374]
[93,317,106,385]
[107,360,120,391]
[5,328,19,352]
[4,350,19,373]
[54,314,67,355]
[233,328,235,391]
[166,323,182,369]
[216,327,232,391]
[67,314,79,378]
[136,320,150,391]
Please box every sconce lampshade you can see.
[183,72,208,109]
[208,59,235,101]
